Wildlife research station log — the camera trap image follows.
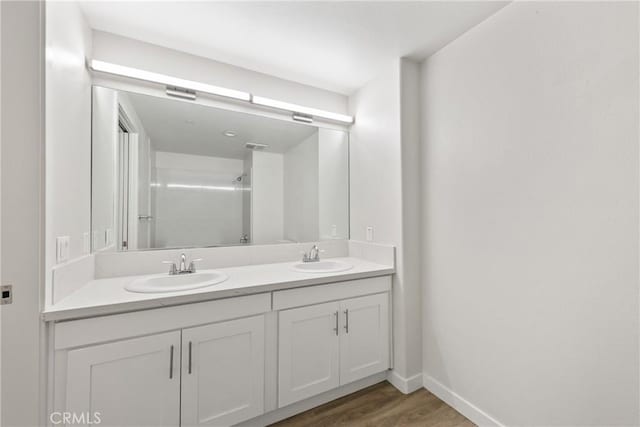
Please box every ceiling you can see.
[125,91,317,159]
[79,1,508,94]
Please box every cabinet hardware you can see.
[333,311,339,336]
[169,345,174,379]
[344,309,349,333]
[188,341,192,374]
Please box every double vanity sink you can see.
[44,242,395,426]
[125,257,354,293]
[43,251,388,322]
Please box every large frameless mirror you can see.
[91,86,349,251]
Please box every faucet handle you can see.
[188,258,202,273]
[162,261,178,275]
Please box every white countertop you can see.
[42,257,394,322]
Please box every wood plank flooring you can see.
[270,381,475,427]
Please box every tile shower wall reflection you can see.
[152,152,247,247]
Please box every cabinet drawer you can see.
[273,275,391,310]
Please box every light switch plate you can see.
[0,285,12,305]
[366,226,374,242]
[56,236,70,263]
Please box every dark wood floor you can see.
[270,381,475,427]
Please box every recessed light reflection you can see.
[223,130,237,137]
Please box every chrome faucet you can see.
[302,245,321,263]
[163,253,202,275]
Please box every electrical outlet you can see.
[56,236,70,263]
[366,226,374,242]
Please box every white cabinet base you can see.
[181,316,265,426]
[340,293,389,384]
[65,331,181,427]
[278,292,390,408]
[278,301,341,407]
[52,276,393,427]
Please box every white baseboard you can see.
[423,374,505,427]
[387,370,423,394]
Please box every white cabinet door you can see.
[339,293,390,385]
[181,315,265,426]
[66,331,180,427]
[278,301,340,407]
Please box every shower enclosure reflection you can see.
[91,86,349,251]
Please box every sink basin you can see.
[292,260,353,273]
[125,271,228,293]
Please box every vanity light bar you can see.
[90,60,252,102]
[252,96,354,124]
[89,60,355,125]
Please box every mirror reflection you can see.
[91,86,349,251]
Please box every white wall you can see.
[0,2,3,421]
[1,2,44,425]
[251,151,284,244]
[91,86,118,251]
[398,59,423,387]
[421,2,639,425]
[92,31,348,115]
[318,128,350,240]
[349,59,423,389]
[45,1,92,276]
[153,152,244,247]
[284,132,319,242]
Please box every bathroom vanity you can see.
[44,245,394,426]
[41,59,396,426]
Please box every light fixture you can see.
[223,130,237,137]
[89,59,355,125]
[166,87,196,101]
[292,113,313,124]
[252,96,354,124]
[90,60,252,102]
[245,142,269,150]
